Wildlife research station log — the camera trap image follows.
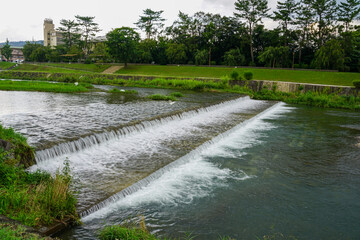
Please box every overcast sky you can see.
[0,0,279,43]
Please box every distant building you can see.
[43,18,64,47]
[0,46,24,62]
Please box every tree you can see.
[165,43,187,64]
[258,46,290,68]
[195,49,208,65]
[135,9,165,39]
[223,48,245,66]
[338,0,360,32]
[75,15,101,58]
[106,27,140,67]
[57,19,81,50]
[273,0,299,46]
[309,0,337,48]
[234,0,270,64]
[296,0,315,65]
[313,39,346,70]
[1,39,12,61]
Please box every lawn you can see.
[40,63,113,73]
[0,62,16,70]
[116,65,360,86]
[0,80,91,93]
[11,64,91,73]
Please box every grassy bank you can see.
[0,70,358,110]
[0,80,93,93]
[0,125,79,228]
[0,223,46,240]
[40,63,113,73]
[11,64,90,73]
[115,65,359,86]
[0,62,16,70]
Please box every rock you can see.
[0,139,12,151]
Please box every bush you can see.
[230,70,239,80]
[84,58,92,64]
[353,80,360,88]
[244,71,253,80]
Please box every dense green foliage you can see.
[1,40,13,61]
[0,80,91,93]
[17,1,360,72]
[106,28,140,67]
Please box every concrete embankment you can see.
[230,79,359,96]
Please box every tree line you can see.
[20,0,360,71]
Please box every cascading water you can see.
[80,102,285,218]
[35,96,258,163]
[31,96,276,212]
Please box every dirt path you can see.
[102,65,123,74]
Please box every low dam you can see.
[0,86,359,239]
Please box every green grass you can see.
[40,63,113,73]
[12,64,90,73]
[0,224,45,240]
[0,62,16,70]
[99,225,158,240]
[147,94,178,101]
[115,65,360,86]
[0,80,91,93]
[0,125,79,227]
[170,92,184,98]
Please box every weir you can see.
[35,96,254,163]
[32,96,277,213]
[80,102,284,219]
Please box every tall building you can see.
[43,19,64,47]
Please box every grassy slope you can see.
[0,125,79,227]
[12,64,90,73]
[116,65,360,86]
[0,80,90,93]
[0,62,16,70]
[40,63,112,73]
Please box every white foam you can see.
[82,102,289,221]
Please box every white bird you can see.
[120,89,125,92]
[169,101,176,105]
[74,82,79,86]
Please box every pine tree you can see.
[273,0,300,46]
[135,9,165,39]
[338,0,360,32]
[234,0,270,64]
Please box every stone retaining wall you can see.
[230,79,359,96]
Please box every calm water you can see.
[1,88,359,239]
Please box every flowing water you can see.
[1,87,359,240]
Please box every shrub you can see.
[244,71,253,80]
[353,80,360,88]
[230,70,239,80]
